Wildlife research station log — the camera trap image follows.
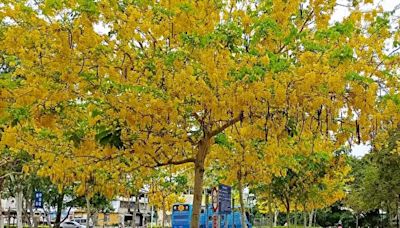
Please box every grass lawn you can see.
[254,226,320,228]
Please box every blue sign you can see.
[218,184,231,213]
[34,191,43,208]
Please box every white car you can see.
[60,221,85,228]
[71,218,94,228]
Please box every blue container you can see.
[172,204,251,228]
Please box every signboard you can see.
[34,191,43,208]
[218,184,231,213]
[211,187,218,212]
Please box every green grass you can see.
[4,226,50,228]
[254,226,320,228]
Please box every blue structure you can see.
[171,204,251,228]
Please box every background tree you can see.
[210,125,279,228]
[148,167,188,228]
[346,127,400,228]
[256,139,350,227]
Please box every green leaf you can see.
[345,72,374,85]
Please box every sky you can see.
[332,0,400,22]
[351,143,370,157]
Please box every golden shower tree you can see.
[1,0,399,227]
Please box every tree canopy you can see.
[1,0,400,227]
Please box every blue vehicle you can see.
[171,204,251,228]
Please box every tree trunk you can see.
[205,189,209,228]
[285,199,290,228]
[269,208,273,228]
[313,210,316,227]
[130,194,135,228]
[308,210,313,227]
[55,192,65,228]
[43,205,52,227]
[8,207,11,227]
[86,197,91,228]
[268,192,273,228]
[388,205,392,228]
[23,198,32,228]
[396,199,400,228]
[29,198,35,228]
[273,210,278,227]
[150,205,154,228]
[92,211,99,228]
[190,138,209,228]
[25,193,34,228]
[238,175,246,228]
[132,194,139,228]
[303,211,307,228]
[17,189,23,228]
[0,179,3,228]
[0,190,4,228]
[162,198,166,228]
[286,212,290,228]
[355,214,359,228]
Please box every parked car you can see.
[71,218,93,228]
[60,221,85,228]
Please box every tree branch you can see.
[210,112,244,137]
[152,157,196,167]
[0,171,23,180]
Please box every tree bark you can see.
[313,210,316,227]
[238,175,246,228]
[17,189,23,228]
[396,196,400,228]
[0,179,4,228]
[273,210,278,227]
[269,209,273,228]
[161,197,166,228]
[286,210,290,228]
[268,193,273,228]
[7,207,11,227]
[355,214,359,228]
[205,189,209,228]
[388,205,393,228]
[25,193,34,228]
[29,198,35,228]
[131,195,135,228]
[86,197,91,228]
[303,211,307,228]
[93,212,98,228]
[136,194,140,228]
[0,188,4,228]
[54,192,65,228]
[285,198,290,228]
[43,205,52,227]
[132,194,139,228]
[23,197,32,228]
[190,138,209,228]
[308,210,313,227]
